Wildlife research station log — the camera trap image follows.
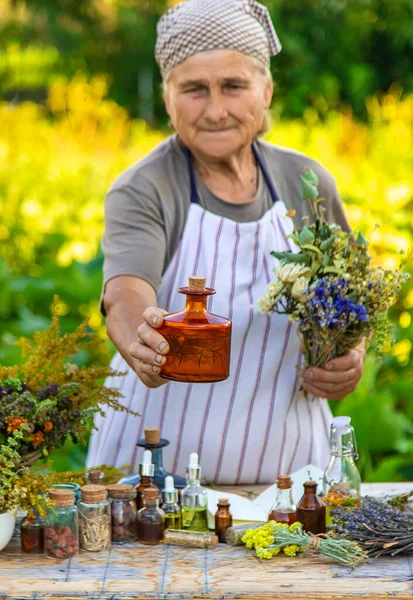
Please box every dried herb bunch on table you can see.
[0,298,136,466]
[330,495,413,557]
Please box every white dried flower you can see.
[275,263,310,283]
[257,293,275,315]
[291,276,309,300]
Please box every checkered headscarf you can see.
[155,0,281,78]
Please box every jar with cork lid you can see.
[78,485,111,552]
[106,484,138,544]
[137,488,165,545]
[159,276,232,383]
[45,488,78,559]
[268,475,297,525]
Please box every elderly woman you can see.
[87,0,365,484]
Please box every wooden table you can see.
[1,483,412,600]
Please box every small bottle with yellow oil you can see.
[181,453,209,532]
[162,476,182,530]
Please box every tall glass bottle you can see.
[323,416,361,524]
[135,450,157,510]
[137,429,186,491]
[159,276,232,383]
[296,481,326,534]
[181,453,209,532]
[268,475,297,525]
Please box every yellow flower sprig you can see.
[242,521,366,567]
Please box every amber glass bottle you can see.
[268,475,297,525]
[296,481,326,535]
[215,498,233,543]
[137,488,165,545]
[159,276,232,383]
[135,450,157,510]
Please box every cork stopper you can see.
[277,475,293,489]
[143,487,159,501]
[80,484,107,503]
[188,276,206,292]
[304,480,318,488]
[106,483,136,499]
[87,469,104,484]
[218,498,230,505]
[144,428,160,445]
[48,488,75,507]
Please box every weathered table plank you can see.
[1,539,412,599]
[1,482,412,599]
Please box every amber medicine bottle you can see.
[159,276,232,383]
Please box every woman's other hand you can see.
[129,307,170,388]
[300,339,366,401]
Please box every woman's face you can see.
[163,50,273,160]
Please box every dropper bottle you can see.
[181,453,209,532]
[135,450,157,510]
[162,476,182,531]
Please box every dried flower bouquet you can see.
[258,169,410,367]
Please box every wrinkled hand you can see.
[300,339,366,401]
[128,307,170,388]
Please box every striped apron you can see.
[87,144,332,484]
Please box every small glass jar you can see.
[78,485,111,552]
[86,469,104,486]
[21,513,45,554]
[106,484,138,544]
[215,498,232,543]
[45,488,78,560]
[53,483,81,504]
[137,488,165,545]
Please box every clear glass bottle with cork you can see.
[137,488,165,545]
[159,276,232,383]
[215,498,232,543]
[268,475,297,525]
[78,485,111,552]
[135,449,157,510]
[106,483,138,544]
[45,488,78,559]
[323,416,361,524]
[181,453,209,532]
[296,481,326,535]
[162,476,182,530]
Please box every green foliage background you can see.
[0,0,412,481]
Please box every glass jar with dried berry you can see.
[106,484,138,544]
[45,489,78,560]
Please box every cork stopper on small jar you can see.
[277,475,293,489]
[143,487,159,501]
[144,428,160,445]
[49,488,75,507]
[87,469,104,484]
[106,483,136,499]
[188,276,206,292]
[80,484,107,504]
